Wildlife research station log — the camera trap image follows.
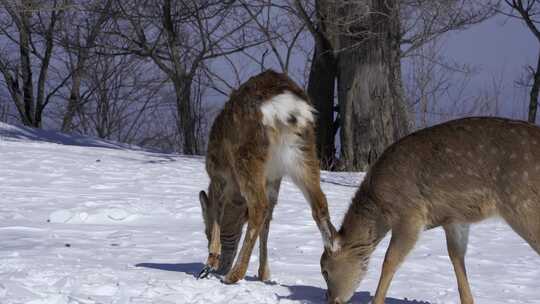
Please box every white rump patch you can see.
[260,91,315,129]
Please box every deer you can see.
[321,117,540,304]
[198,70,338,284]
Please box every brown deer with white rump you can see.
[198,70,337,283]
[321,117,540,304]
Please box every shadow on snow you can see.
[280,284,431,304]
[135,262,431,304]
[135,262,205,278]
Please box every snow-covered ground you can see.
[0,122,538,304]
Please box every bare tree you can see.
[198,1,314,148]
[69,53,164,144]
[238,0,308,74]
[409,65,506,125]
[293,0,338,169]
[0,0,66,128]
[59,0,114,132]
[109,0,263,155]
[400,1,499,56]
[500,0,540,123]
[294,0,409,170]
[336,0,408,170]
[405,38,451,129]
[293,0,498,170]
[404,37,479,129]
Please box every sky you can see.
[446,14,537,77]
[442,13,538,119]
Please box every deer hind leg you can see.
[443,223,474,304]
[223,166,269,284]
[500,205,540,254]
[372,217,423,304]
[258,178,281,281]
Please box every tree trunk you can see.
[62,64,83,132]
[337,0,409,171]
[19,5,36,127]
[173,76,198,155]
[61,0,111,132]
[307,40,337,169]
[35,9,57,129]
[528,51,540,123]
[1,69,28,126]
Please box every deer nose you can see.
[326,294,342,304]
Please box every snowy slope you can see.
[0,122,539,304]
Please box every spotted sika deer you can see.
[321,117,540,304]
[198,70,337,283]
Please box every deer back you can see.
[356,117,540,228]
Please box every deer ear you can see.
[325,234,342,253]
[330,235,342,253]
[199,190,209,211]
[323,222,341,253]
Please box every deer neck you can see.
[339,192,389,257]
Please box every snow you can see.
[0,122,539,304]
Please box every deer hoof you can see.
[222,270,242,284]
[197,265,212,279]
[258,268,271,282]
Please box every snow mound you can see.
[0,121,142,150]
[48,208,138,225]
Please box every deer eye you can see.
[322,270,329,280]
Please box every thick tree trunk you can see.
[307,40,337,169]
[162,0,198,155]
[19,7,36,127]
[35,10,57,129]
[528,51,540,123]
[173,76,198,155]
[337,0,409,171]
